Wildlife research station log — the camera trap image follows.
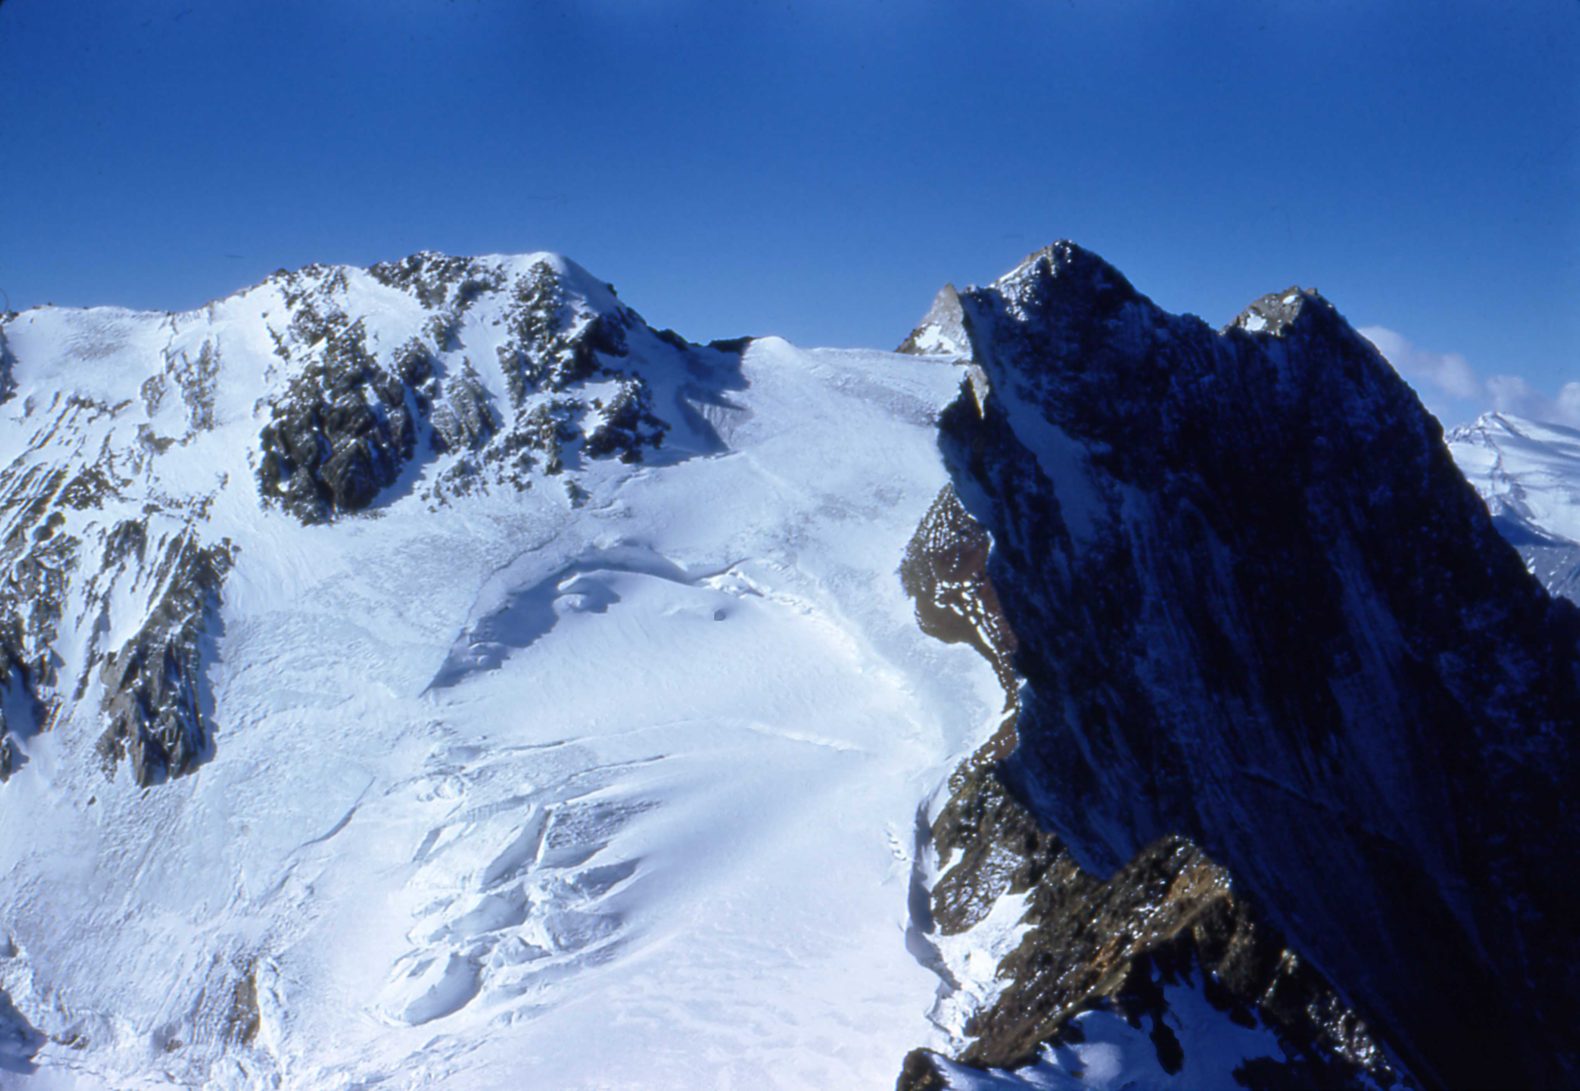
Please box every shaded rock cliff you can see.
[901,243,1580,1089]
[897,489,1404,1090]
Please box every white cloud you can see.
[1486,374,1542,416]
[1557,382,1580,422]
[1360,326,1480,401]
[1360,326,1578,428]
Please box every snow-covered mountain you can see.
[0,253,1004,1088]
[1447,412,1580,602]
[0,245,1574,1090]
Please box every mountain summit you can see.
[898,241,1580,1090]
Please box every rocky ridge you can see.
[897,486,1404,1090]
[896,242,1580,1089]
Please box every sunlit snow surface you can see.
[1448,412,1580,543]
[1447,412,1580,600]
[0,271,1006,1089]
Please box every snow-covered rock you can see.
[1448,412,1580,602]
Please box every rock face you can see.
[900,487,1019,709]
[255,303,420,522]
[1447,412,1580,603]
[898,489,1403,1090]
[96,527,233,785]
[901,243,1580,1089]
[0,462,81,781]
[257,253,694,523]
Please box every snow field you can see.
[0,289,1005,1089]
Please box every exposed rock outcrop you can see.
[0,321,18,405]
[900,487,1019,713]
[258,253,690,521]
[96,527,233,786]
[0,461,79,776]
[256,309,417,523]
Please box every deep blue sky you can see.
[2,0,1576,425]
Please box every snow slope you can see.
[0,256,1003,1088]
[1447,412,1580,601]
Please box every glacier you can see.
[1447,411,1580,602]
[0,254,1003,1088]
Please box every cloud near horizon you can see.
[1360,326,1580,429]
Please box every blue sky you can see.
[2,0,1575,426]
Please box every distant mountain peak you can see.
[1447,409,1580,601]
[995,239,1138,293]
[898,241,1145,359]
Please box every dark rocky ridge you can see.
[902,242,1580,1089]
[906,763,1406,1088]
[897,488,1404,1089]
